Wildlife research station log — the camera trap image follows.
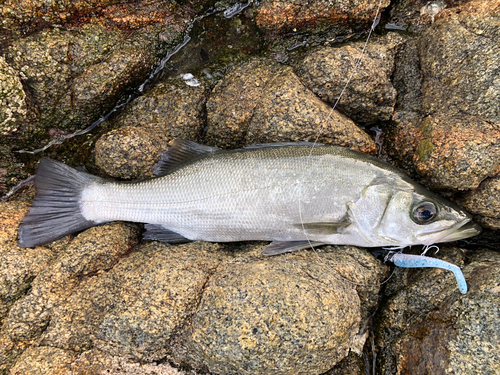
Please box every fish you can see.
[17,139,481,253]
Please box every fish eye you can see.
[412,202,438,224]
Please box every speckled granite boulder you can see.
[206,58,376,154]
[41,241,229,360]
[386,0,500,192]
[95,79,208,179]
[0,57,27,137]
[173,245,387,374]
[458,174,500,229]
[0,214,141,372]
[0,202,55,321]
[255,0,390,35]
[376,248,500,374]
[412,114,500,191]
[296,36,401,124]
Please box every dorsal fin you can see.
[244,141,323,150]
[152,139,220,177]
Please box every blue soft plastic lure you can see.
[388,253,468,294]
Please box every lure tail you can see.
[18,159,102,247]
[388,252,468,294]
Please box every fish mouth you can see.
[418,220,482,245]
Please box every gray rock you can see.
[296,39,400,124]
[206,58,376,154]
[173,245,387,375]
[458,174,500,229]
[376,248,500,374]
[95,80,207,179]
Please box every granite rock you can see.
[0,221,140,372]
[206,58,376,153]
[297,39,399,124]
[255,0,390,35]
[173,245,387,375]
[458,174,500,229]
[386,0,500,191]
[95,79,207,179]
[376,248,500,374]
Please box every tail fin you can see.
[18,159,102,247]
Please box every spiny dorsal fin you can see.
[152,139,220,177]
[244,141,323,150]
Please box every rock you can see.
[41,241,229,360]
[386,0,500,191]
[418,1,500,123]
[296,39,399,124]
[376,247,500,374]
[95,79,208,179]
[10,346,191,375]
[0,57,27,137]
[206,58,376,153]
[255,0,390,35]
[412,114,500,191]
[1,0,195,37]
[0,202,55,322]
[9,346,75,375]
[95,126,168,180]
[458,174,500,229]
[387,0,448,33]
[205,58,285,149]
[0,222,141,372]
[173,245,387,375]
[6,24,149,133]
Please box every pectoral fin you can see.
[292,220,351,234]
[262,241,325,256]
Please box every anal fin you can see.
[143,224,190,243]
[262,241,325,256]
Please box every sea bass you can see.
[18,140,481,252]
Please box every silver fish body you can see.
[18,140,480,250]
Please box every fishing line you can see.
[297,0,390,288]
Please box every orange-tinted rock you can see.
[255,0,390,34]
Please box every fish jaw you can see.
[416,219,482,245]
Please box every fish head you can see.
[347,180,481,247]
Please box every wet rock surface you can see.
[387,0,500,192]
[0,0,192,193]
[376,248,500,374]
[459,174,500,230]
